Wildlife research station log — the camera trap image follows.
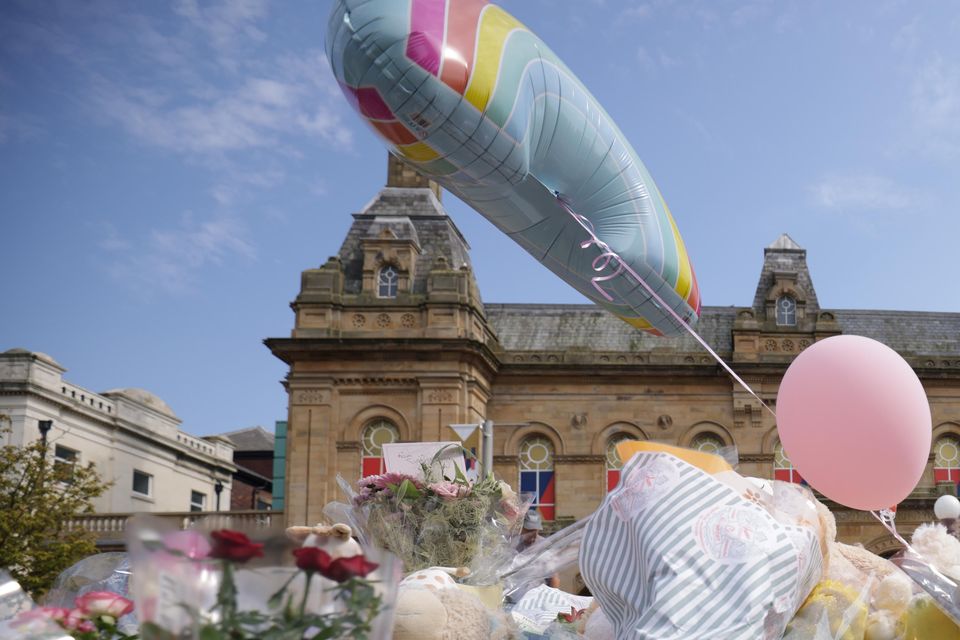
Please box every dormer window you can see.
[377,265,399,298]
[776,295,796,326]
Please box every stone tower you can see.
[267,156,498,527]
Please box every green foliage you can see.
[0,417,110,598]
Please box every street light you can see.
[37,420,53,449]
[214,479,224,512]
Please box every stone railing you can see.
[68,510,282,548]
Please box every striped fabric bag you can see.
[580,451,822,639]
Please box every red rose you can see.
[292,548,378,583]
[209,529,264,563]
[293,546,333,574]
[324,554,379,583]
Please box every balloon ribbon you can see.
[555,193,777,420]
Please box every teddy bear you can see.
[284,522,362,558]
[392,568,520,640]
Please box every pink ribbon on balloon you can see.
[556,193,777,421]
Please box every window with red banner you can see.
[605,434,633,492]
[519,435,555,521]
[360,419,399,477]
[774,441,804,484]
[934,436,960,484]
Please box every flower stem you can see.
[299,571,313,617]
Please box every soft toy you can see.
[910,523,960,581]
[392,570,519,640]
[284,522,362,557]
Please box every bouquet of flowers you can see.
[347,466,528,580]
[11,591,137,639]
[125,518,399,640]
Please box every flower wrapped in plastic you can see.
[342,465,529,582]
[125,515,400,640]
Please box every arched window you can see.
[774,441,803,484]
[776,295,797,326]
[934,436,960,485]
[690,433,725,456]
[605,434,633,492]
[519,436,555,521]
[378,265,399,298]
[360,419,399,477]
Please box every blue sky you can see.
[1,0,958,437]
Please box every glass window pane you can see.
[133,470,151,495]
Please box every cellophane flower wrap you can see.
[345,467,529,582]
[125,515,400,640]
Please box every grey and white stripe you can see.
[580,452,822,640]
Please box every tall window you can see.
[378,265,399,298]
[361,419,400,477]
[605,434,633,492]
[774,442,803,484]
[934,436,960,484]
[690,433,725,456]
[519,436,555,521]
[190,490,206,512]
[776,295,797,326]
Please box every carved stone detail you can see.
[571,413,587,429]
[401,313,416,328]
[425,389,455,404]
[336,441,360,451]
[333,377,418,386]
[352,314,366,329]
[376,313,391,328]
[656,415,673,430]
[292,389,328,405]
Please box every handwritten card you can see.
[383,441,466,480]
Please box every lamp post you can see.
[214,479,224,512]
[448,420,528,477]
[38,420,53,449]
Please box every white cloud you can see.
[105,213,255,296]
[910,56,960,157]
[810,174,916,212]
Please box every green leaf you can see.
[395,478,422,500]
[199,625,228,640]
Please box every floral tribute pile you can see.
[351,470,528,578]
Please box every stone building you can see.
[267,156,960,557]
[0,349,236,513]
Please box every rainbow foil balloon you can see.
[327,0,700,336]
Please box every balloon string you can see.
[870,509,911,549]
[555,193,777,420]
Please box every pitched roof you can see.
[337,187,474,296]
[485,304,738,353]
[486,304,960,359]
[218,426,275,452]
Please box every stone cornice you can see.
[493,455,518,464]
[738,454,774,463]
[555,454,605,464]
[336,441,360,451]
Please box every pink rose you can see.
[428,481,466,500]
[12,607,70,631]
[64,608,95,632]
[75,591,135,618]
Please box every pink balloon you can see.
[776,335,931,511]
